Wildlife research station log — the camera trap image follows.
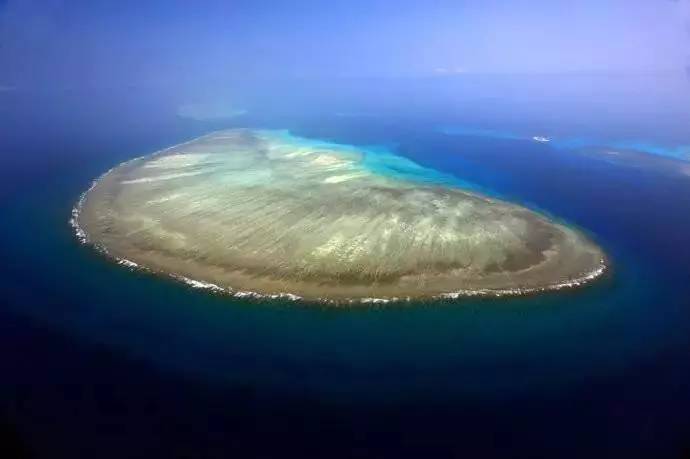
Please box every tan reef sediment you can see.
[72,129,607,303]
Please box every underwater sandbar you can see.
[73,129,606,302]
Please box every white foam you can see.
[170,274,225,292]
[117,258,139,269]
[438,259,607,299]
[361,297,392,304]
[267,292,303,301]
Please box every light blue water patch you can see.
[551,137,690,161]
[271,129,485,192]
[438,125,690,162]
[357,144,481,190]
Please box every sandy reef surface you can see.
[74,129,606,302]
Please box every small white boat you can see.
[532,136,550,143]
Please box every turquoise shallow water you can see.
[269,128,484,192]
[2,87,690,456]
[440,124,690,162]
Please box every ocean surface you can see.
[2,78,690,458]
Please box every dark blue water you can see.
[2,84,690,458]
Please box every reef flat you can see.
[74,129,606,302]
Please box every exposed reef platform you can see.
[73,129,606,303]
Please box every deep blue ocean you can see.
[2,79,690,458]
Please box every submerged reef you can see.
[74,129,606,302]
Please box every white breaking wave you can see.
[118,259,139,269]
[170,274,225,292]
[438,260,607,299]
